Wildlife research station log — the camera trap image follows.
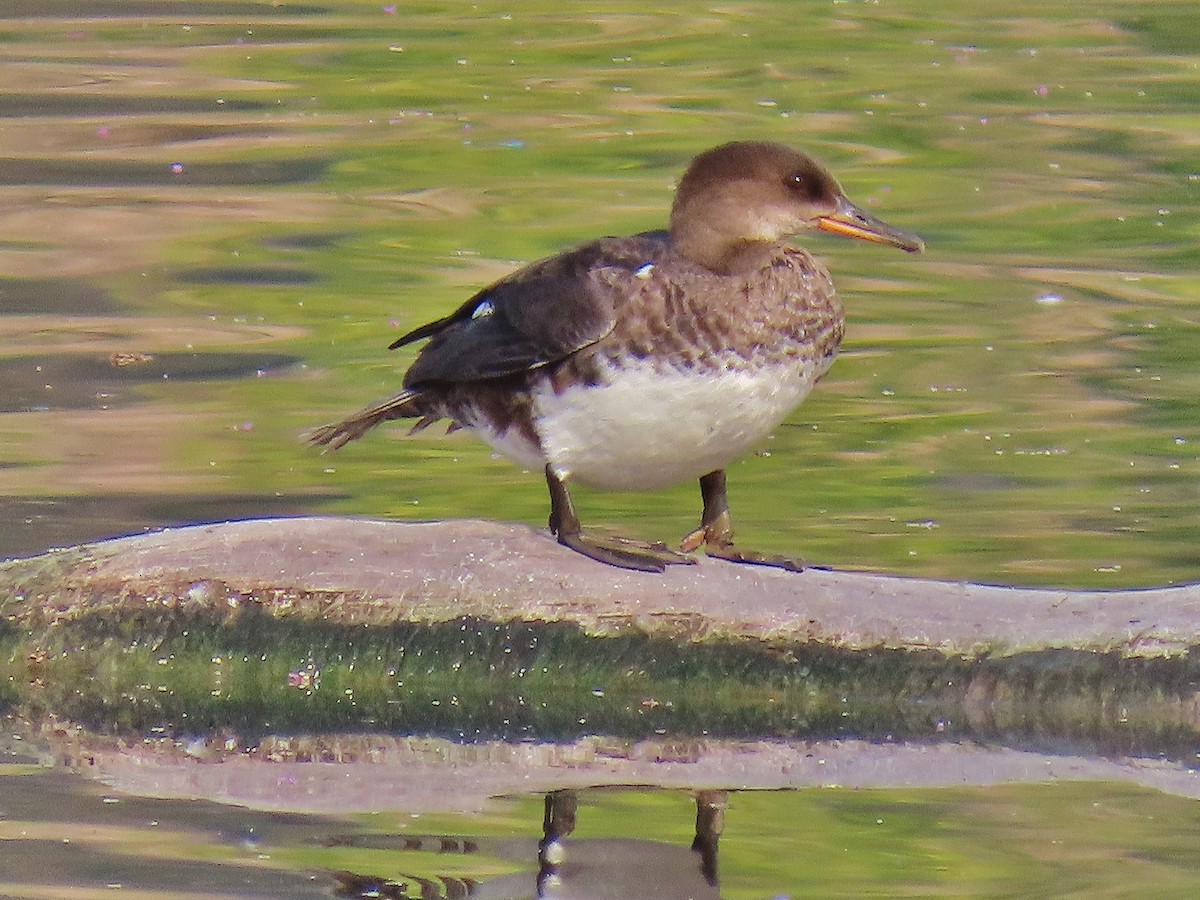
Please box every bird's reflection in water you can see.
[533,789,725,899]
[332,788,728,899]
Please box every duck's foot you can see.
[700,540,806,572]
[679,470,808,573]
[558,529,696,573]
[545,465,695,573]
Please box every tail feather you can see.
[307,388,424,450]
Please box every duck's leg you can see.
[545,466,695,572]
[692,790,728,888]
[679,470,806,572]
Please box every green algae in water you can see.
[4,608,959,739]
[4,606,1200,757]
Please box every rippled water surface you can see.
[2,0,1198,588]
[2,1,1200,895]
[7,735,1200,899]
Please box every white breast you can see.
[526,356,824,491]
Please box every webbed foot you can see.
[680,470,807,573]
[546,466,696,573]
[558,529,696,573]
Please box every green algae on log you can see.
[1,518,1199,751]
[4,517,1200,654]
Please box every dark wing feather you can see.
[393,234,669,387]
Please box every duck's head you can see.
[668,140,924,274]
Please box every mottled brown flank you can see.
[593,244,843,376]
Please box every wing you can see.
[392,234,671,387]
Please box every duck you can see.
[309,140,924,572]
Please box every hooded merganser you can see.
[309,141,923,572]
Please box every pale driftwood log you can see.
[8,516,1200,656]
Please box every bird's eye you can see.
[786,172,806,190]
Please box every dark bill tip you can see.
[817,196,925,254]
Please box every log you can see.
[4,516,1199,656]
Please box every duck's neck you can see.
[670,222,777,276]
[669,190,781,275]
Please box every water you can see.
[3,0,1198,588]
[2,1,1200,895]
[7,734,1200,898]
